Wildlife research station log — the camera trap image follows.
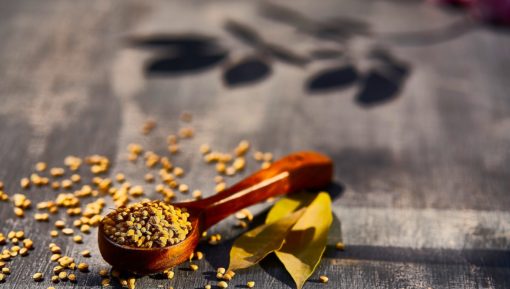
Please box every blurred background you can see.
[0,0,509,288]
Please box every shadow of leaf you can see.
[355,70,402,106]
[128,34,224,52]
[147,50,228,75]
[223,56,272,87]
[306,65,359,93]
[128,34,229,75]
[355,49,411,107]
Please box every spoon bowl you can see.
[98,151,333,274]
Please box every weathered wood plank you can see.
[0,0,509,288]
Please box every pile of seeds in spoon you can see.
[102,200,192,248]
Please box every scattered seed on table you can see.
[80,250,91,257]
[217,268,226,275]
[62,228,74,235]
[0,273,4,282]
[50,230,58,237]
[50,254,61,262]
[33,272,43,282]
[335,242,345,251]
[215,182,226,193]
[55,220,65,229]
[58,271,67,281]
[73,235,83,243]
[2,268,10,274]
[35,162,47,172]
[190,264,199,271]
[168,271,175,279]
[101,278,111,286]
[205,285,211,289]
[128,277,136,289]
[99,269,109,277]
[78,263,89,272]
[320,275,329,283]
[53,266,63,274]
[247,281,255,288]
[218,281,228,288]
[68,273,77,283]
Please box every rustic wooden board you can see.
[0,0,509,288]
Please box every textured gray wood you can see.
[0,0,509,288]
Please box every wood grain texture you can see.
[0,0,509,288]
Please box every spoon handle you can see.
[187,151,333,230]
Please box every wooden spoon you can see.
[98,151,333,274]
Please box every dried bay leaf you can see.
[275,192,332,289]
[266,191,316,223]
[228,208,305,271]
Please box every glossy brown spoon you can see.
[98,151,333,274]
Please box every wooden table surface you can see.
[1,0,509,288]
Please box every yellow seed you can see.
[2,268,10,274]
[55,220,65,229]
[71,174,81,183]
[247,281,255,288]
[48,286,56,289]
[192,190,202,199]
[73,235,83,243]
[14,207,24,217]
[215,182,226,193]
[78,262,89,272]
[128,277,136,289]
[20,178,30,189]
[320,275,329,283]
[216,163,226,174]
[51,275,59,283]
[62,228,74,235]
[99,269,109,277]
[81,250,91,257]
[144,173,155,183]
[35,162,47,172]
[58,271,67,280]
[205,285,212,289]
[195,251,204,260]
[190,264,199,271]
[101,278,111,286]
[50,168,65,177]
[217,268,226,275]
[33,272,43,282]
[199,144,211,155]
[166,270,174,279]
[0,273,4,282]
[50,230,58,237]
[68,273,77,282]
[253,151,264,161]
[218,281,228,288]
[261,162,271,169]
[115,173,126,183]
[80,224,91,233]
[235,140,250,156]
[15,231,24,239]
[335,242,345,251]
[178,184,189,193]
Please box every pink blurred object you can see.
[429,0,475,7]
[473,0,510,25]
[431,0,510,25]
